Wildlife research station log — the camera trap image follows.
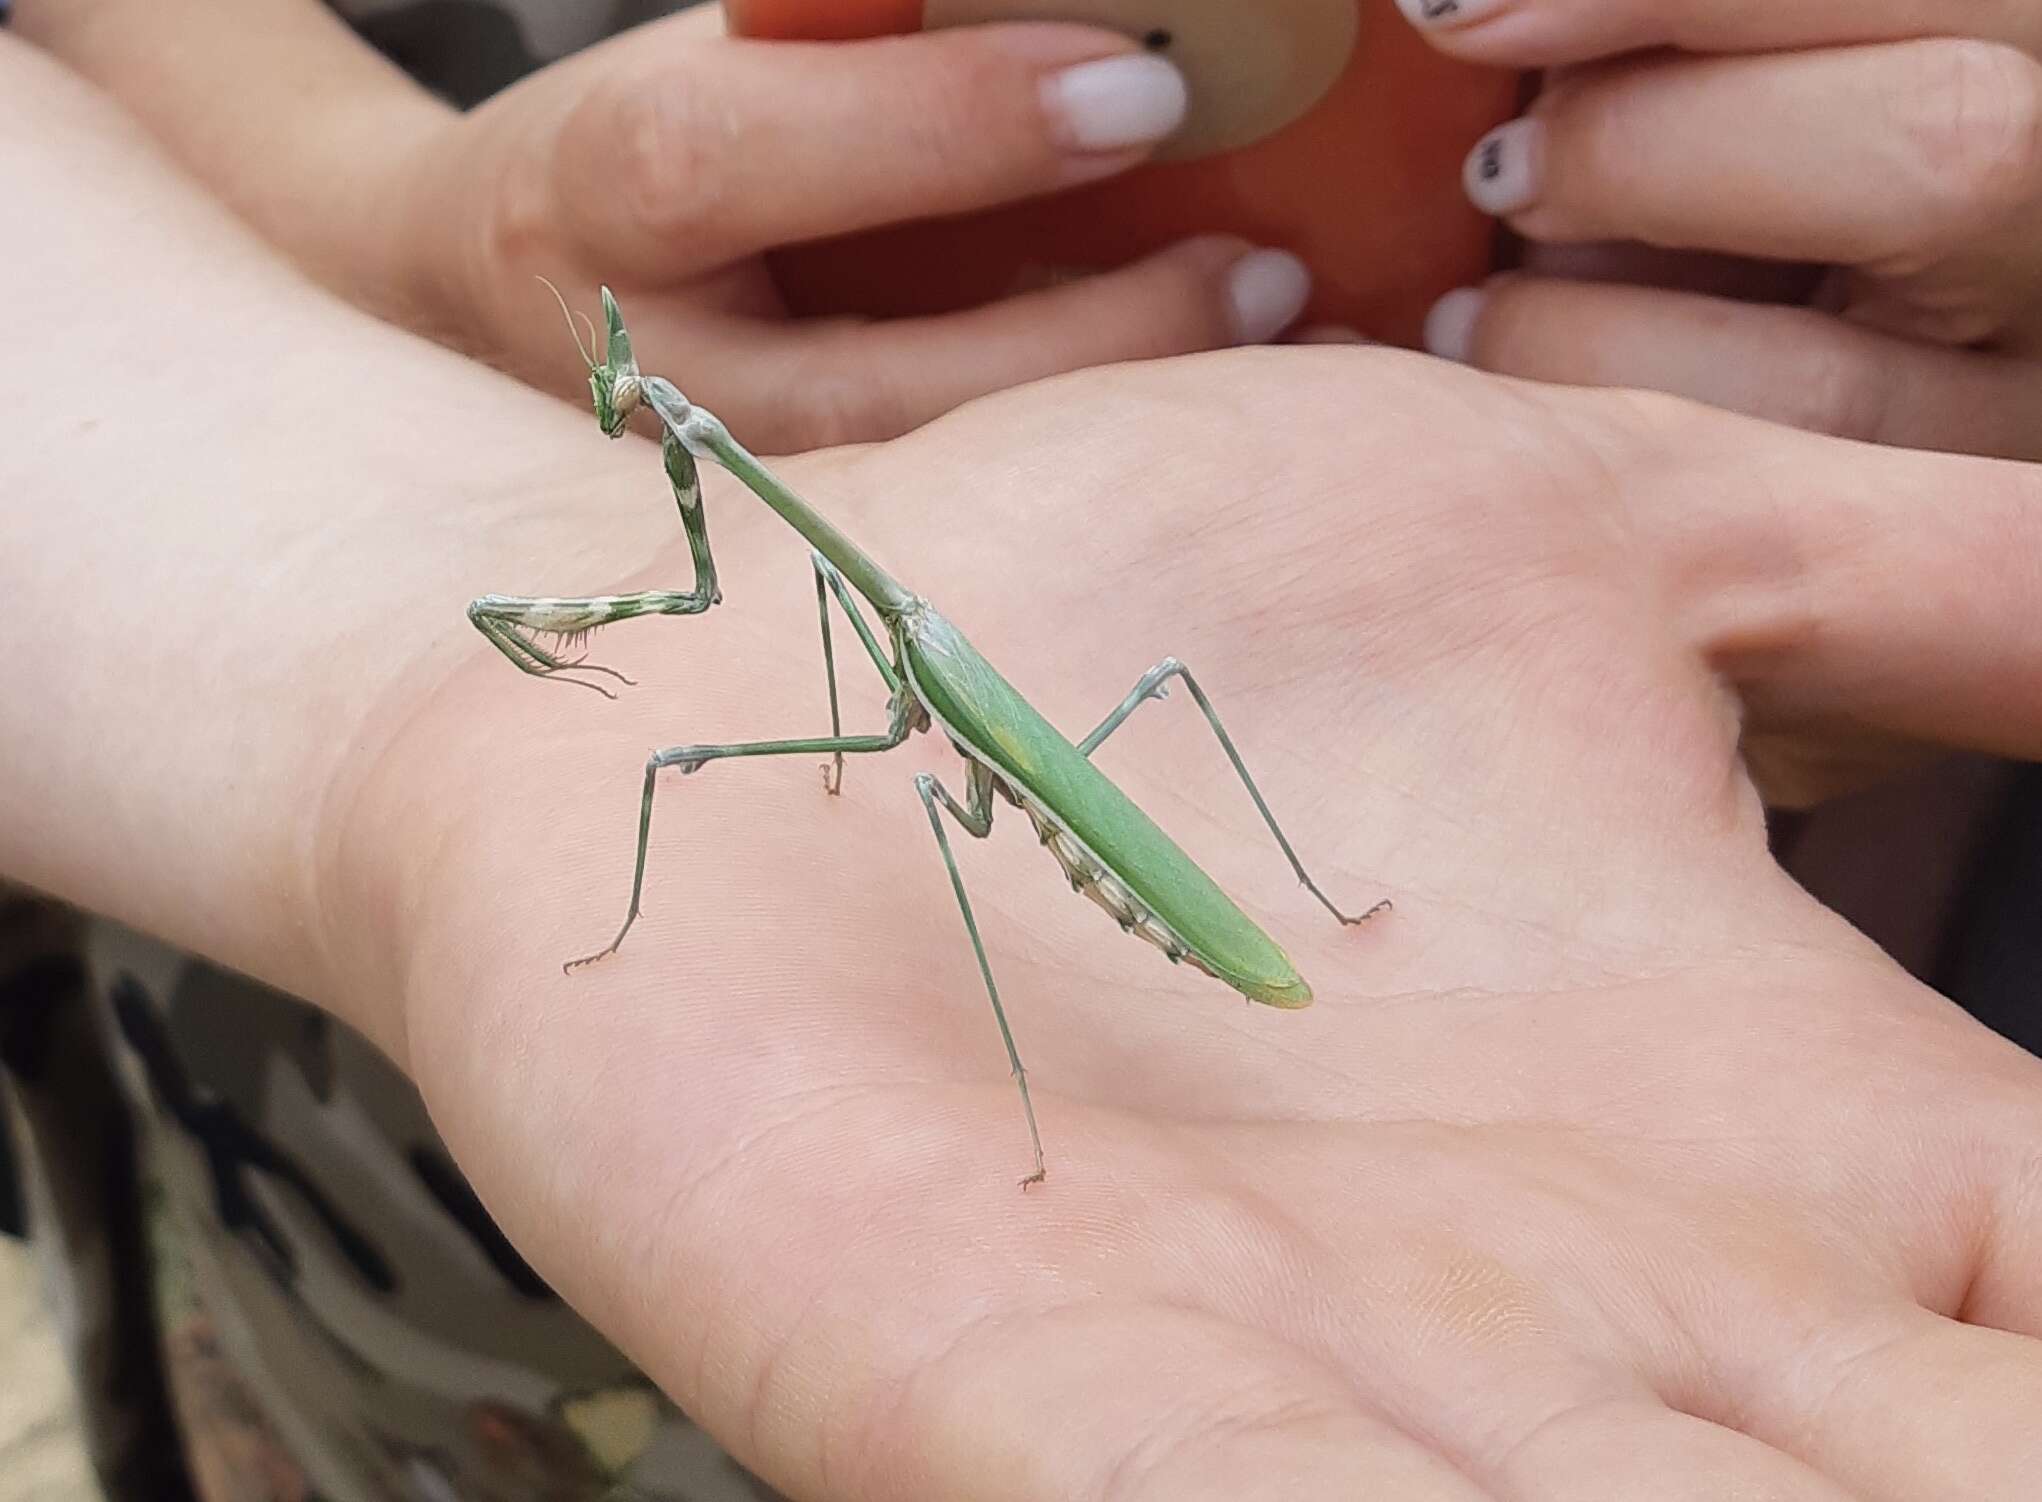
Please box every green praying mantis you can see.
[469,288,1388,1186]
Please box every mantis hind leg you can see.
[1079,659,1390,927]
[915,764,1047,1189]
[568,695,918,975]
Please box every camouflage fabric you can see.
[1,890,786,1502]
[0,894,190,1502]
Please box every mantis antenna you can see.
[538,276,599,372]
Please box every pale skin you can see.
[14,0,1314,451]
[1404,0,2042,459]
[9,38,2042,1502]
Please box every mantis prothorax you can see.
[469,289,1388,1187]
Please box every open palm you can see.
[11,37,2034,1502]
[369,351,2042,1501]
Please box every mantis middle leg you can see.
[811,552,898,796]
[1078,659,1390,927]
[568,692,921,975]
[915,762,1047,1188]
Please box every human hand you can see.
[391,7,1311,450]
[1400,0,2042,458]
[14,48,2040,1492]
[354,352,2042,1499]
[14,1,1308,451]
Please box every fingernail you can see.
[1464,118,1543,216]
[1043,53,1189,152]
[1228,250,1313,343]
[1424,287,1486,361]
[1394,0,1508,29]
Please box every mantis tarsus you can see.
[469,289,1388,1186]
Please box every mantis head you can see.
[590,288,647,437]
[543,280,645,438]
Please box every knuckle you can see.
[1112,249,1238,358]
[1863,285,2007,346]
[1893,40,2042,244]
[595,79,734,246]
[784,329,916,449]
[469,136,554,284]
[910,43,1018,164]
[1778,333,1895,444]
[897,31,1059,187]
[1528,66,1645,236]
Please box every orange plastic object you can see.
[725,0,1520,345]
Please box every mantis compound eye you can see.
[598,374,647,436]
[923,0,1359,160]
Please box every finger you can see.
[1426,275,2042,459]
[887,1303,1504,1502]
[1749,1309,2042,1500]
[552,22,1188,277]
[1460,42,2042,337]
[1521,240,1822,306]
[677,237,1311,448]
[1394,0,2042,69]
[1611,391,2042,762]
[1489,1398,1857,1502]
[1463,364,2042,758]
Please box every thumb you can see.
[547,20,1188,279]
[1644,403,2042,762]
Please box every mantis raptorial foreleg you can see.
[915,764,1047,1188]
[1079,659,1391,928]
[468,437,721,697]
[468,609,640,693]
[567,691,921,975]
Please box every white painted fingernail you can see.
[1464,118,1543,216]
[1395,0,1508,29]
[1424,287,1486,361]
[1043,54,1189,152]
[1228,250,1313,343]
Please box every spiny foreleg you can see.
[468,435,720,697]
